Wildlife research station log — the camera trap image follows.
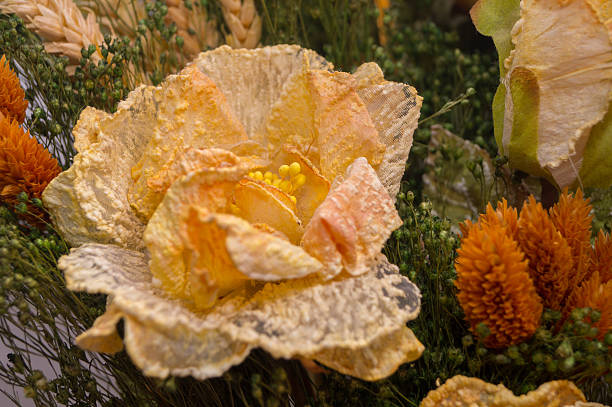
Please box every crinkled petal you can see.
[59,244,421,381]
[355,64,422,200]
[75,304,123,354]
[232,178,303,243]
[72,107,109,153]
[129,67,248,221]
[302,157,402,278]
[420,375,586,407]
[183,211,322,308]
[309,325,423,381]
[191,45,332,137]
[60,244,253,380]
[144,150,249,300]
[262,69,387,181]
[43,69,225,249]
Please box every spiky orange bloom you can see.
[0,55,28,123]
[517,196,573,310]
[480,198,518,238]
[566,271,612,340]
[550,188,593,285]
[455,222,543,348]
[0,117,61,219]
[460,199,518,239]
[591,230,612,283]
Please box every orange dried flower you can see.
[566,271,612,340]
[517,196,574,310]
[459,199,518,239]
[0,55,28,123]
[455,222,543,348]
[591,230,612,284]
[0,117,61,219]
[550,188,593,285]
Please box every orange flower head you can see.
[0,117,61,219]
[550,188,593,284]
[517,196,573,310]
[455,221,543,348]
[0,55,28,123]
[480,198,519,238]
[591,230,612,283]
[566,271,612,340]
[460,199,517,239]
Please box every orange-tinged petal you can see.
[301,157,402,278]
[232,178,303,244]
[129,67,248,221]
[143,151,249,300]
[308,70,385,181]
[184,211,322,308]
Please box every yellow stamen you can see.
[253,171,263,181]
[290,195,297,204]
[280,180,292,193]
[264,171,274,180]
[289,162,301,177]
[278,164,290,177]
[293,173,306,188]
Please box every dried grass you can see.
[1,0,104,69]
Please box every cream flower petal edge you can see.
[59,243,422,381]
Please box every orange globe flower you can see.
[455,221,542,348]
[550,188,593,286]
[0,117,61,219]
[0,55,28,123]
[517,196,573,310]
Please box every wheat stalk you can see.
[219,0,261,49]
[1,0,105,70]
[164,0,220,56]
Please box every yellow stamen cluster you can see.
[248,162,306,204]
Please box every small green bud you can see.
[561,356,575,372]
[556,339,573,358]
[475,322,491,339]
[603,331,612,346]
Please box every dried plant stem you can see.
[220,0,261,49]
[0,0,104,69]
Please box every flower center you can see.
[248,161,306,204]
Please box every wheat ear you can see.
[219,0,261,49]
[1,0,104,68]
[165,0,220,56]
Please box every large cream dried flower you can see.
[43,45,424,381]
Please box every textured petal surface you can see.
[59,244,420,381]
[504,0,612,187]
[302,158,402,278]
[232,178,303,244]
[43,70,220,249]
[128,67,248,221]
[420,375,586,407]
[310,325,423,381]
[183,211,323,308]
[191,45,332,137]
[144,151,249,299]
[355,70,422,200]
